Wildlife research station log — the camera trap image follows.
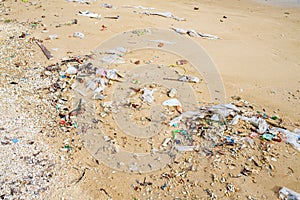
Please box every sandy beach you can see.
[0,0,299,199]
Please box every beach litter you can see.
[140,11,185,21]
[171,27,220,39]
[73,32,85,39]
[47,34,58,40]
[141,88,156,104]
[279,187,300,200]
[162,98,182,107]
[2,1,299,199]
[36,41,53,60]
[102,3,114,9]
[66,0,92,4]
[55,19,78,28]
[78,10,101,19]
[104,15,120,20]
[123,5,155,10]
[178,75,200,83]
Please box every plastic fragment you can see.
[106,69,118,80]
[162,98,182,107]
[141,11,185,21]
[279,187,300,200]
[162,138,171,147]
[168,88,177,98]
[66,66,78,75]
[262,133,274,141]
[73,32,85,39]
[171,27,220,39]
[78,10,101,19]
[141,88,155,104]
[178,75,199,83]
[175,146,196,152]
[101,54,125,65]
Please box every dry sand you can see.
[0,0,300,199]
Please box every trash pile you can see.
[164,101,300,153]
[48,46,300,168]
[44,46,300,198]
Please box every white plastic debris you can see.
[171,27,220,39]
[187,30,199,37]
[67,0,91,3]
[279,187,300,200]
[178,75,199,83]
[169,115,182,126]
[129,163,138,172]
[209,104,240,119]
[257,118,269,134]
[101,55,125,65]
[102,3,113,8]
[65,66,78,75]
[86,80,97,91]
[94,86,105,93]
[273,128,300,151]
[198,33,220,40]
[106,69,118,80]
[48,34,58,40]
[101,47,127,65]
[241,117,269,134]
[211,114,221,121]
[94,94,106,100]
[141,11,185,21]
[123,5,155,10]
[168,88,177,98]
[141,88,155,104]
[148,40,176,44]
[78,10,101,19]
[168,111,203,126]
[171,27,187,34]
[162,98,182,107]
[230,115,240,125]
[175,146,196,152]
[73,32,85,39]
[162,138,171,147]
[105,47,127,56]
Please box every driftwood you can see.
[36,41,53,60]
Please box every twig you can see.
[163,77,179,81]
[36,41,53,60]
[99,188,112,199]
[75,168,86,184]
[70,98,83,116]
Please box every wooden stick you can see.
[36,41,53,60]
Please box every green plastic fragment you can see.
[271,116,278,120]
[64,145,72,150]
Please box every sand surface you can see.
[0,0,300,199]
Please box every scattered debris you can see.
[171,27,220,39]
[123,5,156,10]
[78,10,101,19]
[140,11,185,21]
